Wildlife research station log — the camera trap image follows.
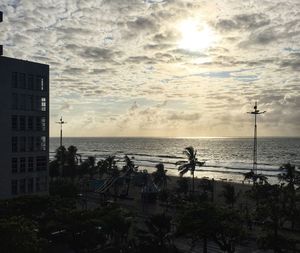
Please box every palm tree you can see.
[138,213,174,251]
[243,170,268,185]
[243,170,255,184]
[177,202,216,253]
[54,145,67,177]
[176,146,205,194]
[66,145,81,180]
[105,155,118,176]
[87,156,97,179]
[97,159,107,178]
[123,155,138,196]
[278,163,300,188]
[152,163,170,190]
[80,156,97,179]
[278,163,300,230]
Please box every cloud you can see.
[167,112,201,121]
[280,52,300,70]
[0,0,299,137]
[78,47,122,61]
[216,13,270,31]
[59,101,72,112]
[126,16,156,32]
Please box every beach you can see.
[50,137,300,184]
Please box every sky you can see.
[0,0,300,137]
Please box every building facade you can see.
[0,56,49,198]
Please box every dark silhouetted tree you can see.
[152,163,170,190]
[176,146,205,194]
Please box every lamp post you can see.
[247,102,266,174]
[56,117,67,147]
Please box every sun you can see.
[178,19,216,52]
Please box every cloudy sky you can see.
[1,0,300,137]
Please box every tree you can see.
[198,178,215,202]
[65,145,81,180]
[49,179,79,198]
[176,146,205,194]
[0,216,45,253]
[49,160,60,181]
[221,184,240,208]
[278,163,300,187]
[97,159,107,178]
[122,155,138,196]
[177,202,217,253]
[80,156,97,179]
[243,170,268,185]
[248,184,295,252]
[278,163,300,230]
[138,213,176,252]
[103,156,119,176]
[212,207,245,253]
[132,169,149,187]
[50,146,67,178]
[152,163,170,190]
[176,177,189,196]
[51,145,81,180]
[177,202,245,253]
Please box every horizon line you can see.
[49,135,300,139]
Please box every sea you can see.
[50,137,300,184]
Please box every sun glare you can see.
[178,19,216,52]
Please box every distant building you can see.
[0,56,49,198]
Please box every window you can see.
[11,180,18,195]
[20,136,26,152]
[12,72,18,88]
[41,77,44,91]
[36,177,40,192]
[41,136,47,151]
[19,73,26,89]
[28,75,34,90]
[36,76,45,91]
[41,117,46,131]
[27,178,34,193]
[36,156,47,171]
[41,97,47,111]
[29,95,34,111]
[20,94,26,110]
[19,116,26,131]
[35,136,41,151]
[19,179,26,193]
[12,116,18,130]
[20,157,26,173]
[28,117,34,130]
[12,137,18,152]
[35,96,40,111]
[28,157,34,172]
[11,158,18,173]
[12,93,18,109]
[28,136,34,151]
[36,117,41,131]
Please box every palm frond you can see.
[179,167,190,176]
[175,160,188,165]
[196,161,205,166]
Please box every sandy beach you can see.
[98,174,254,216]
